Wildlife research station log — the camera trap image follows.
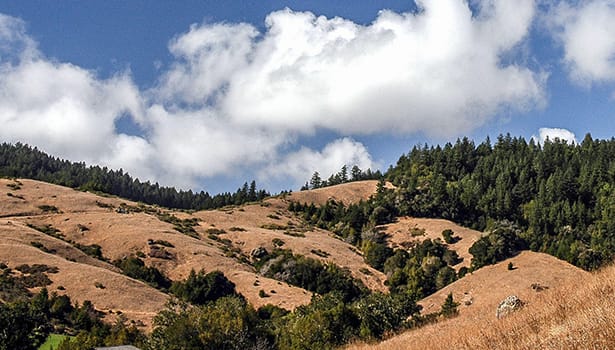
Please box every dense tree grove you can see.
[255,249,368,303]
[389,134,615,270]
[113,256,172,291]
[288,183,462,301]
[0,288,145,350]
[0,142,269,210]
[170,269,237,305]
[293,134,615,271]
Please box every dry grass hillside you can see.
[382,217,483,270]
[286,180,393,205]
[7,177,602,347]
[0,178,387,329]
[349,251,601,350]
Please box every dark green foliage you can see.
[440,292,459,318]
[170,270,237,305]
[0,267,32,302]
[383,239,460,299]
[289,182,398,245]
[442,229,459,244]
[278,292,359,349]
[15,264,59,274]
[26,223,62,239]
[310,249,330,258]
[353,293,420,340]
[113,256,171,290]
[148,239,175,248]
[0,264,58,292]
[388,134,615,270]
[149,297,268,350]
[38,205,60,213]
[205,228,226,235]
[0,288,145,350]
[30,241,56,254]
[272,238,285,247]
[73,243,105,260]
[0,298,49,349]
[362,240,393,271]
[469,221,527,269]
[6,181,22,190]
[156,213,199,237]
[27,223,106,260]
[0,142,269,210]
[7,192,24,199]
[279,291,421,348]
[259,250,367,302]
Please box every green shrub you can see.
[113,256,171,290]
[205,228,226,235]
[440,292,459,317]
[38,205,60,213]
[26,224,62,239]
[171,270,237,305]
[30,241,55,254]
[442,229,458,244]
[149,239,175,248]
[311,249,330,258]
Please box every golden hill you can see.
[285,180,393,205]
[349,251,596,350]
[0,178,386,328]
[5,177,601,347]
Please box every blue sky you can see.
[0,1,614,194]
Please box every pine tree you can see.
[440,292,459,317]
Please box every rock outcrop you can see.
[496,295,523,319]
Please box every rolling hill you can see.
[2,176,610,349]
[348,250,615,349]
[0,178,389,329]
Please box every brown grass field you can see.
[0,178,387,328]
[348,251,615,350]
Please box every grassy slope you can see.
[6,177,604,348]
[349,251,610,350]
[0,178,388,328]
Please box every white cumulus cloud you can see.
[0,1,549,191]
[533,127,577,144]
[158,1,545,137]
[549,0,615,85]
[260,138,377,188]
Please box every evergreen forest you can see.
[0,143,269,210]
